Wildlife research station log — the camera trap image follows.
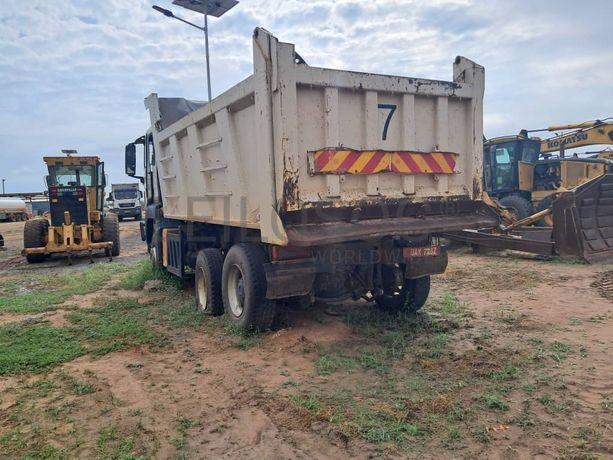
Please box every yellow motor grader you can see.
[23,151,120,263]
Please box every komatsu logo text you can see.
[547,132,588,150]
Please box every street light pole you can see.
[152,1,238,104]
[204,11,211,103]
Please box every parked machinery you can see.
[483,120,613,223]
[22,151,120,263]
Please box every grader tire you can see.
[101,213,120,257]
[23,219,48,263]
[499,195,533,221]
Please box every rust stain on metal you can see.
[472,177,481,199]
[282,156,300,211]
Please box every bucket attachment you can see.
[552,174,613,263]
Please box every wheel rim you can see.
[150,247,157,264]
[381,265,404,297]
[196,266,207,311]
[227,264,245,318]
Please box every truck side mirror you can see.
[125,143,137,176]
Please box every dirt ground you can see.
[0,220,611,459]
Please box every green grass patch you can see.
[116,259,182,291]
[473,393,509,411]
[0,299,166,374]
[0,262,133,314]
[291,393,422,444]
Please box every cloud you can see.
[0,0,611,192]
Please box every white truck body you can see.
[0,198,27,221]
[109,183,142,220]
[146,28,487,246]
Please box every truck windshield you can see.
[114,190,138,200]
[48,165,95,187]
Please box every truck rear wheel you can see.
[195,248,224,316]
[23,219,49,263]
[375,265,430,314]
[222,243,276,331]
[101,213,120,257]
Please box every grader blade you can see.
[443,174,613,263]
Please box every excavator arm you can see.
[540,120,613,155]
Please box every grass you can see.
[173,416,192,451]
[291,393,422,444]
[116,259,182,291]
[0,299,166,374]
[0,262,133,314]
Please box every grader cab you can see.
[23,152,120,263]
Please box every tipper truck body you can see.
[125,28,497,330]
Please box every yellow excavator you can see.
[22,151,120,264]
[483,119,613,224]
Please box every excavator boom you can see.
[541,121,613,154]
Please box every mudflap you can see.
[553,174,613,263]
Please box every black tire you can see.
[499,194,533,221]
[222,243,276,331]
[23,219,49,263]
[375,265,430,314]
[101,213,120,257]
[195,248,224,316]
[118,216,123,222]
[534,194,555,227]
[149,232,163,268]
[135,212,142,221]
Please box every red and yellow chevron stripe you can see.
[309,149,457,175]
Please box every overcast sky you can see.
[0,0,611,193]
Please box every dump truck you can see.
[22,152,120,263]
[125,28,497,330]
[107,183,143,221]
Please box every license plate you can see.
[403,246,441,258]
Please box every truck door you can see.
[145,133,158,205]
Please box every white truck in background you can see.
[0,198,28,222]
[107,183,142,221]
[125,28,496,331]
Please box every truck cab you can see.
[107,183,143,221]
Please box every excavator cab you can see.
[483,136,540,195]
[22,151,121,264]
[483,136,541,218]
